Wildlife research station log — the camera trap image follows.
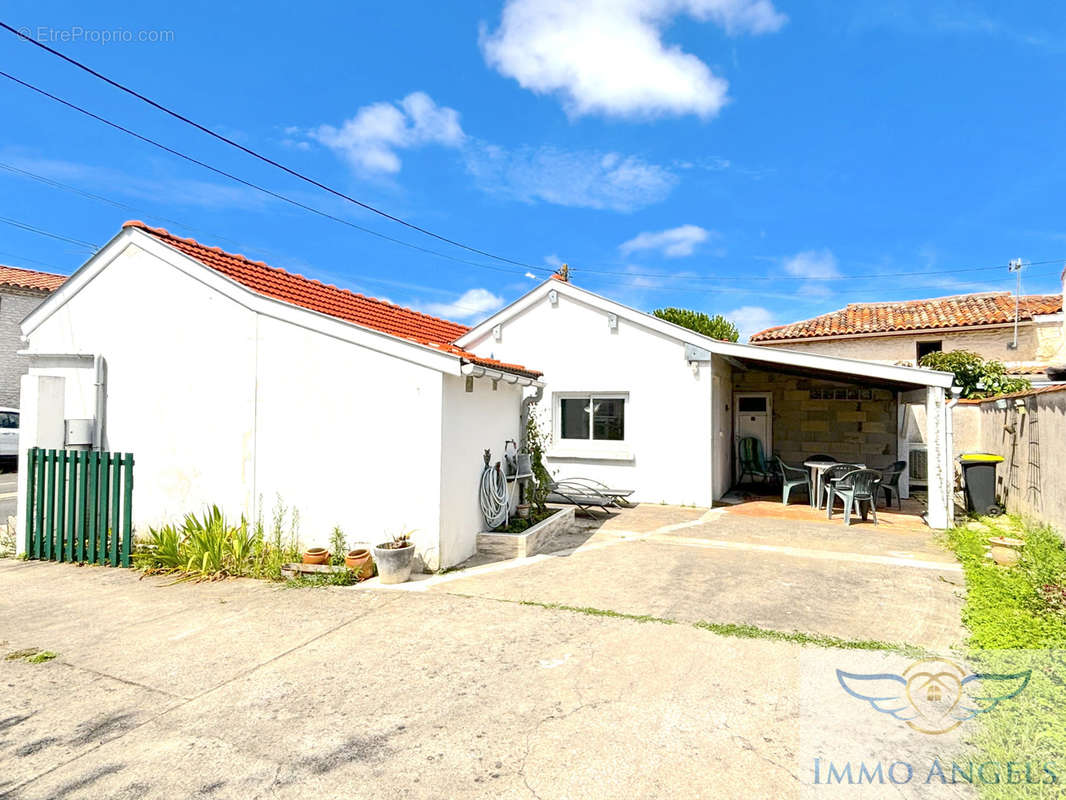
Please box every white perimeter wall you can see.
[439,374,523,566]
[463,291,714,507]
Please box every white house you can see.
[456,277,958,528]
[15,222,541,569]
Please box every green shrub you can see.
[920,350,1029,399]
[134,499,300,581]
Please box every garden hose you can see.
[480,460,509,530]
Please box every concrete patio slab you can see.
[429,505,966,652]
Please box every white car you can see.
[0,407,18,457]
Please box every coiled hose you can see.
[480,461,509,530]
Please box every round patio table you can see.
[804,460,866,509]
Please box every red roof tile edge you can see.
[122,221,541,378]
[0,265,66,292]
[750,291,1062,342]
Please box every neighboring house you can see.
[455,277,956,528]
[749,283,1066,383]
[15,222,540,569]
[0,266,66,406]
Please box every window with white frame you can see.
[556,394,626,442]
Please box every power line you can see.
[1,21,543,271]
[0,70,549,279]
[2,28,1061,290]
[0,214,98,250]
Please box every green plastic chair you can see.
[878,461,907,509]
[737,437,775,485]
[821,463,859,510]
[774,457,812,506]
[826,469,882,525]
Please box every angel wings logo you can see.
[836,658,1030,735]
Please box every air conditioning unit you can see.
[908,445,929,485]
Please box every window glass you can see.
[560,398,590,440]
[592,398,625,440]
[737,396,767,413]
[0,412,18,429]
[916,341,943,362]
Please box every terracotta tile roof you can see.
[750,292,1062,343]
[123,221,541,379]
[0,265,66,292]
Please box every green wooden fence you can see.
[24,448,135,567]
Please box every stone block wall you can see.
[0,289,50,407]
[732,369,898,467]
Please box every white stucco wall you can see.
[21,237,526,569]
[252,313,446,564]
[25,243,258,529]
[463,290,714,507]
[439,374,523,566]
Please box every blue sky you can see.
[2,1,1065,339]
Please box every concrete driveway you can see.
[416,504,966,652]
[0,510,972,800]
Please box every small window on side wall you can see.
[916,340,943,364]
[557,394,626,442]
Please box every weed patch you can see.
[5,648,58,663]
[944,515,1066,799]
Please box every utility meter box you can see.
[65,418,94,450]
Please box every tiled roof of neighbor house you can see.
[750,292,1062,343]
[0,265,67,292]
[123,221,541,379]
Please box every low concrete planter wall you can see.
[477,507,575,560]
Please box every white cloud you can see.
[726,304,778,341]
[619,224,711,258]
[465,144,678,212]
[782,249,840,279]
[479,0,786,119]
[780,248,841,296]
[423,288,504,321]
[309,92,465,174]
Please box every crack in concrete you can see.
[2,596,402,799]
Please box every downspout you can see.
[94,355,107,451]
[520,385,544,448]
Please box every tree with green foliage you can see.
[919,349,1030,399]
[652,307,739,341]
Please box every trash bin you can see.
[959,453,1004,516]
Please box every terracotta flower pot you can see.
[516,504,531,519]
[302,547,329,565]
[345,548,374,579]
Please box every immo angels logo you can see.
[837,658,1030,735]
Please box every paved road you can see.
[0,468,16,523]
[0,535,974,799]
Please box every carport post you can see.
[924,385,953,529]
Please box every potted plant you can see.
[345,548,374,579]
[372,529,416,584]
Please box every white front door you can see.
[733,392,772,475]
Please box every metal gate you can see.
[23,448,135,566]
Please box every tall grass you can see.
[134,497,301,581]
